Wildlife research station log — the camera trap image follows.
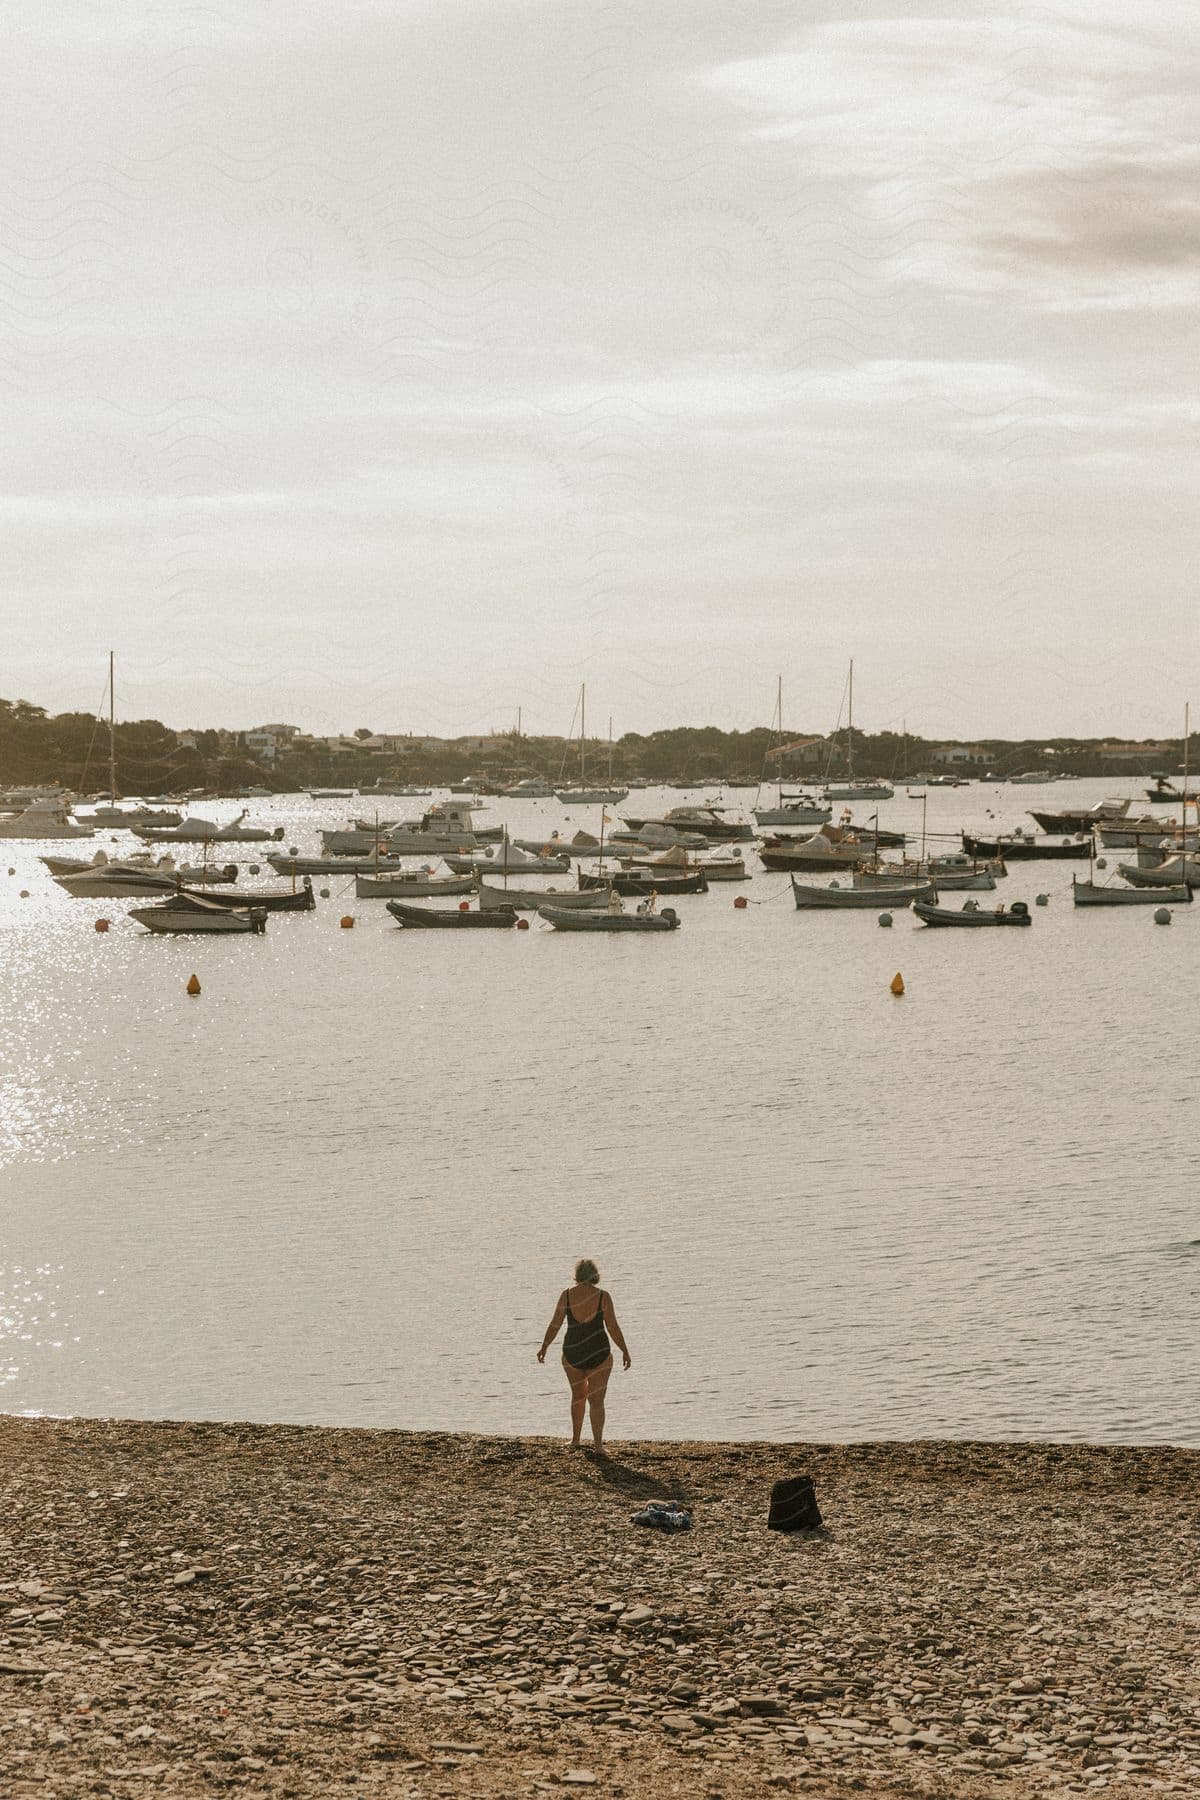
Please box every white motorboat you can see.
[321,801,500,856]
[620,805,752,842]
[753,795,832,827]
[617,844,748,882]
[55,864,182,897]
[503,777,554,798]
[445,837,570,875]
[822,780,895,802]
[85,805,182,827]
[129,893,268,933]
[41,850,238,883]
[0,801,94,840]
[138,809,283,843]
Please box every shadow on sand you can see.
[583,1453,694,1503]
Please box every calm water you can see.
[1,780,1197,1444]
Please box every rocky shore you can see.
[0,1419,1196,1798]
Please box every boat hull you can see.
[913,901,1030,927]
[1072,881,1192,906]
[537,906,679,931]
[130,902,266,934]
[962,835,1089,860]
[386,901,517,928]
[578,868,708,895]
[476,879,608,911]
[354,873,474,898]
[791,876,935,909]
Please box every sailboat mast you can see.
[776,674,783,804]
[847,659,854,783]
[580,684,586,787]
[1182,703,1190,851]
[608,716,614,784]
[108,650,117,802]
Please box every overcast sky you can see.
[3,2,1197,740]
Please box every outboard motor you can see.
[660,907,678,926]
[1010,901,1029,918]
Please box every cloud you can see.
[978,159,1200,273]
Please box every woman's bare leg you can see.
[585,1357,613,1451]
[562,1357,589,1446]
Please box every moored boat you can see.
[962,833,1089,861]
[129,894,267,934]
[537,905,679,932]
[386,900,517,928]
[175,879,315,913]
[476,877,609,911]
[790,875,935,909]
[1072,879,1192,906]
[578,866,708,896]
[913,899,1031,927]
[354,870,475,898]
[1117,855,1200,889]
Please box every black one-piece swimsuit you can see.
[563,1290,611,1371]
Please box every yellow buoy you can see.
[340,915,355,929]
[890,972,905,996]
[186,973,201,996]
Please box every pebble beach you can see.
[1,1418,1196,1798]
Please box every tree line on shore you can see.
[0,696,1186,793]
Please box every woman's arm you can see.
[536,1293,567,1363]
[603,1293,632,1370]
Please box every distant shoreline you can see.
[2,1417,1195,1797]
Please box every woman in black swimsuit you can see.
[537,1259,631,1452]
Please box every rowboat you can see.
[537,905,680,932]
[1117,855,1200,889]
[129,894,267,934]
[1072,879,1192,907]
[386,900,517,929]
[476,877,609,912]
[913,900,1031,927]
[354,871,475,898]
[791,876,935,909]
[759,835,873,871]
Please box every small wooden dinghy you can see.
[1071,880,1192,907]
[386,900,517,928]
[354,870,475,898]
[537,905,680,932]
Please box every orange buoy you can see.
[733,894,748,909]
[186,973,201,996]
[890,972,905,996]
[94,919,110,933]
[340,915,355,929]
[459,900,470,912]
[516,917,530,930]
